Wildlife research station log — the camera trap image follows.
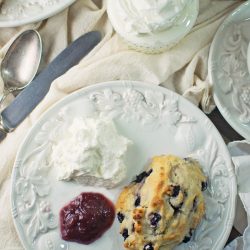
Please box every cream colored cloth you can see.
[0,0,244,249]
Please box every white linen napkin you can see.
[225,141,250,249]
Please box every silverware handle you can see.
[0,115,11,143]
[0,88,13,107]
[0,128,7,142]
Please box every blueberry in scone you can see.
[116,155,207,250]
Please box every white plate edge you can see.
[0,0,76,27]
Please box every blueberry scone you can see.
[116,155,207,250]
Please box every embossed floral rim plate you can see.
[11,81,236,250]
[0,0,76,27]
[208,1,250,140]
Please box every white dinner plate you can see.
[208,1,250,140]
[0,0,76,27]
[11,81,236,250]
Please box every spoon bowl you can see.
[0,29,42,105]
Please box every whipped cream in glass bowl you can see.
[107,0,199,53]
[50,116,132,188]
[121,0,189,34]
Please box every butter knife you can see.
[0,31,101,142]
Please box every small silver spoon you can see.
[0,29,42,106]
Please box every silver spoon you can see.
[0,29,42,106]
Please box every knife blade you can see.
[0,31,101,142]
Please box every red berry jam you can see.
[60,192,115,244]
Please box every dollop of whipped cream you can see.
[119,0,189,34]
[51,117,132,188]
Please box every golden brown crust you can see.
[116,155,207,250]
